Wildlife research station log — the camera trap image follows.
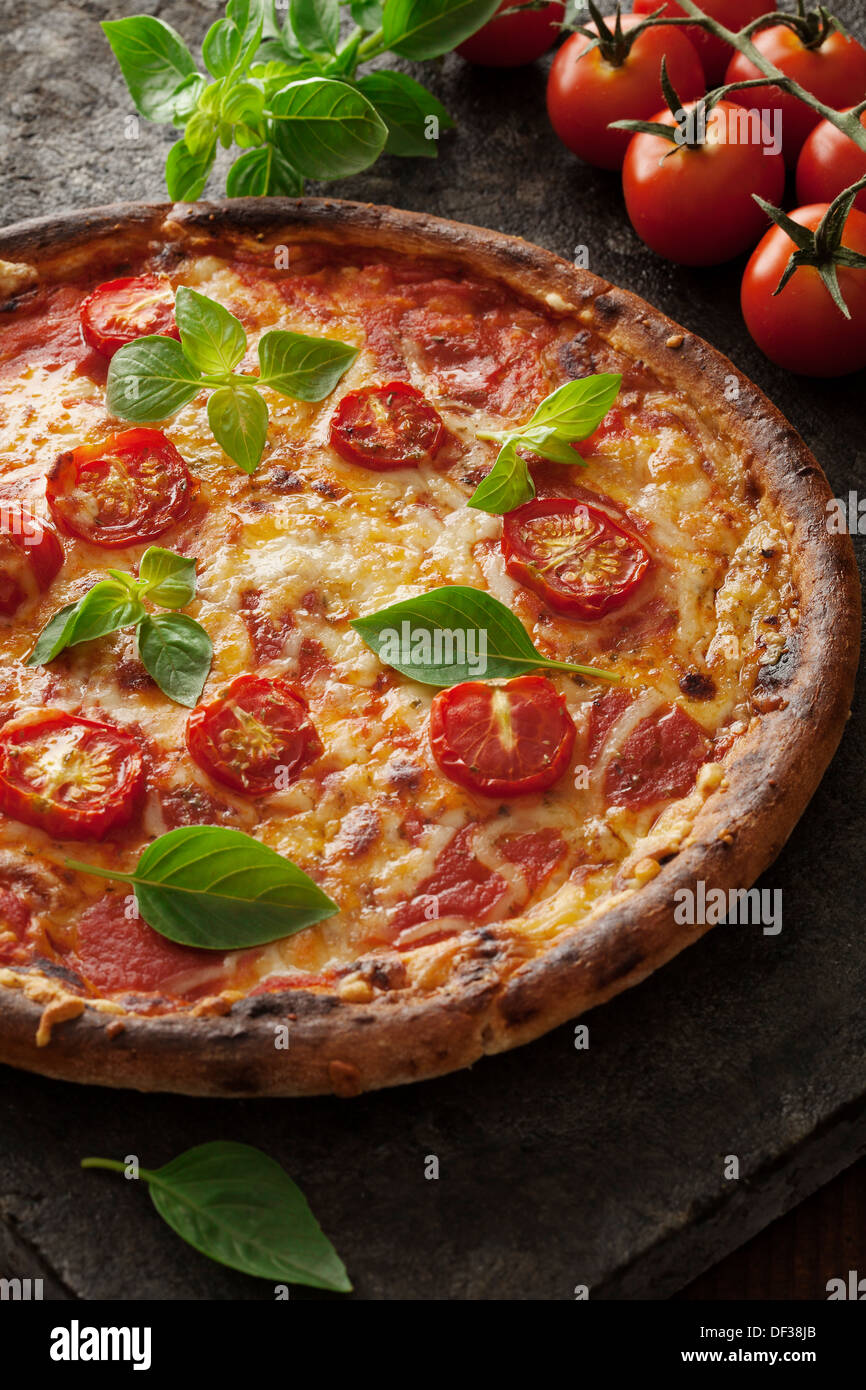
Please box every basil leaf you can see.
[522,373,622,438]
[174,286,247,376]
[227,0,268,66]
[202,18,243,78]
[26,600,82,666]
[221,79,266,125]
[165,136,216,201]
[137,613,213,706]
[184,110,216,157]
[290,0,340,57]
[26,582,145,666]
[102,17,199,124]
[138,547,197,609]
[67,825,339,949]
[171,73,207,124]
[268,78,387,180]
[381,0,501,61]
[226,141,304,196]
[207,384,269,472]
[81,1143,351,1292]
[106,336,203,423]
[356,71,454,158]
[257,330,358,401]
[351,585,619,686]
[468,438,535,515]
[351,0,385,28]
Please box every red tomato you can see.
[456,0,565,67]
[0,504,63,616]
[741,203,866,376]
[429,674,576,797]
[329,381,445,470]
[797,107,866,214]
[46,428,193,548]
[588,690,708,809]
[546,16,705,170]
[186,674,323,795]
[79,274,179,359]
[502,496,651,619]
[622,100,785,265]
[632,0,767,84]
[0,710,144,839]
[725,26,866,165]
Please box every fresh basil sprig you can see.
[351,585,619,686]
[106,286,358,472]
[67,825,338,949]
[27,547,212,708]
[81,1142,351,1292]
[469,374,622,515]
[102,0,500,199]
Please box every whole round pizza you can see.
[0,198,858,1096]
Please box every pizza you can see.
[0,199,857,1097]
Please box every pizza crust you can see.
[0,198,858,1096]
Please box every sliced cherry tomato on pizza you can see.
[502,497,651,619]
[186,674,323,796]
[588,690,709,809]
[79,274,179,359]
[430,674,576,797]
[0,710,144,839]
[329,381,445,470]
[0,505,63,616]
[46,428,193,548]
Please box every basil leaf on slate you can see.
[165,136,216,201]
[138,547,198,609]
[257,330,358,401]
[137,613,213,706]
[207,383,269,471]
[81,1142,351,1292]
[106,336,203,422]
[351,585,620,685]
[355,70,455,158]
[66,825,339,949]
[382,0,502,62]
[101,17,198,123]
[268,78,387,180]
[290,0,340,58]
[175,285,247,376]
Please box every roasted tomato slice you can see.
[46,428,193,548]
[0,710,144,839]
[502,497,651,619]
[329,381,445,470]
[79,274,179,359]
[0,504,63,616]
[186,674,323,795]
[588,690,709,809]
[430,674,576,797]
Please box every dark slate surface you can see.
[1,0,864,1301]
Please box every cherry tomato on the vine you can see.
[797,108,866,215]
[741,203,866,376]
[622,100,786,265]
[546,15,705,170]
[456,0,565,67]
[632,0,768,85]
[725,26,866,165]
